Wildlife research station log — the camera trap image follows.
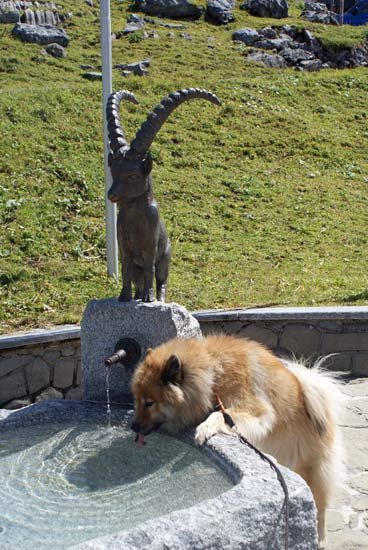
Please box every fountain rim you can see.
[0,399,315,550]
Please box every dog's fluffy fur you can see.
[131,334,344,547]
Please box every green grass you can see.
[0,1,367,332]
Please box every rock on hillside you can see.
[12,22,69,46]
[21,8,60,26]
[206,0,235,24]
[233,25,368,70]
[301,1,339,24]
[122,13,145,33]
[241,0,288,18]
[0,7,20,23]
[135,0,203,19]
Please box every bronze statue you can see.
[106,88,221,302]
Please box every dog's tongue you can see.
[135,433,146,446]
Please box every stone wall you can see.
[0,307,367,409]
[196,307,368,376]
[0,327,81,409]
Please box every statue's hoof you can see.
[157,285,166,302]
[118,290,132,302]
[142,290,155,302]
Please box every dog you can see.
[131,333,344,548]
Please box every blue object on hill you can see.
[344,0,368,25]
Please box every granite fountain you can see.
[0,299,318,549]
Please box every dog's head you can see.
[131,349,186,437]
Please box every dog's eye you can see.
[145,400,154,408]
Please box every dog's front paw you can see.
[194,412,226,446]
[194,423,215,446]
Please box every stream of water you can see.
[105,366,111,428]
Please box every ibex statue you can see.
[106,88,221,302]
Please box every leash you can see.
[214,395,289,550]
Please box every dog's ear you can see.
[161,355,183,385]
[145,348,152,358]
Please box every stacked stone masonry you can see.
[200,319,368,375]
[0,307,367,408]
[0,339,81,409]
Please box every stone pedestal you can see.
[81,299,201,403]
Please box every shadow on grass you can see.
[340,290,368,303]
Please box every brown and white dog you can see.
[131,334,344,548]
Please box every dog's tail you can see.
[282,356,346,490]
[282,356,343,434]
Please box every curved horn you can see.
[128,88,221,159]
[106,90,138,155]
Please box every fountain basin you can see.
[0,400,317,549]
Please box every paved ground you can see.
[326,378,368,549]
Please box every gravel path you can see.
[327,378,368,549]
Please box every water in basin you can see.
[0,420,233,549]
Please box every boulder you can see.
[301,2,339,24]
[21,9,60,26]
[280,24,298,38]
[258,26,277,39]
[123,13,145,33]
[298,58,323,71]
[1,1,33,8]
[0,8,20,23]
[114,59,150,76]
[302,28,317,44]
[279,46,315,65]
[253,37,292,51]
[246,50,287,68]
[232,27,260,45]
[34,2,59,7]
[146,29,159,38]
[241,0,288,18]
[45,42,66,57]
[135,0,203,19]
[206,0,235,25]
[12,23,69,46]
[180,31,192,39]
[81,72,103,80]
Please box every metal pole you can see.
[340,0,344,24]
[100,0,118,278]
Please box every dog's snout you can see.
[131,420,141,434]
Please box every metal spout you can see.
[105,349,127,367]
[104,337,142,368]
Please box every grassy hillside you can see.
[0,1,367,332]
